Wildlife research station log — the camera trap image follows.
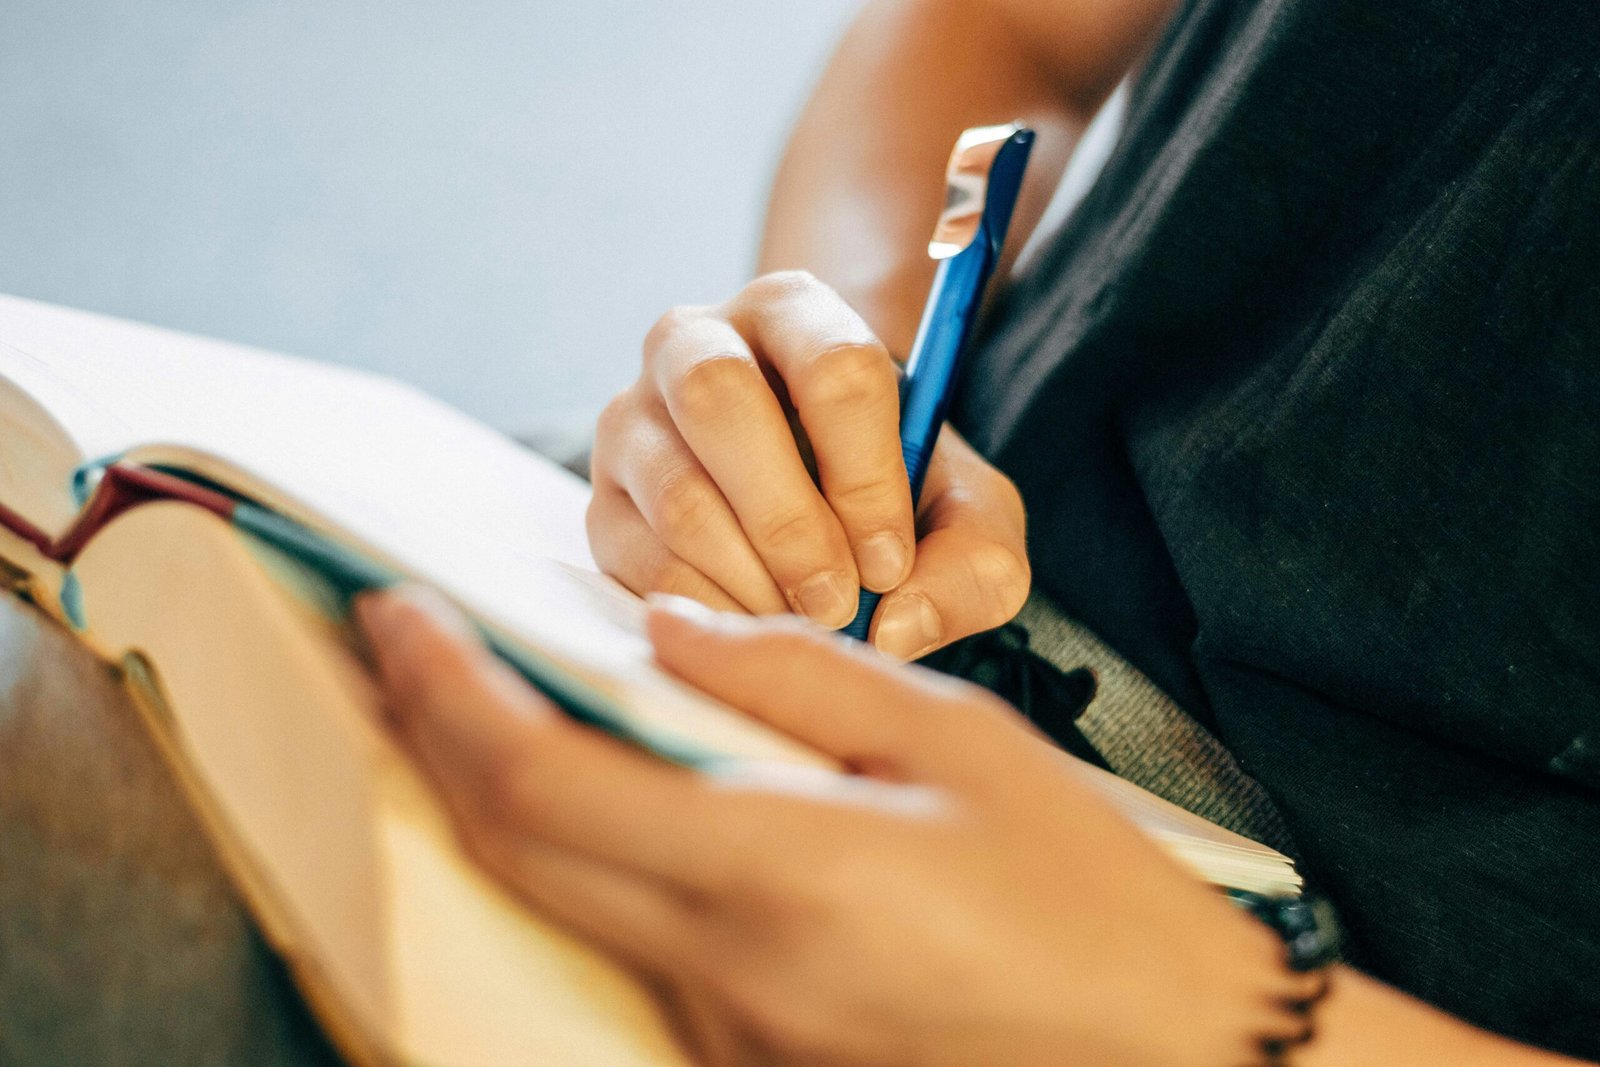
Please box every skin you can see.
[357,588,1591,1066]
[590,0,1176,659]
[375,0,1596,1061]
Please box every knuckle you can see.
[590,392,635,467]
[642,304,707,363]
[585,492,643,570]
[750,504,825,555]
[642,554,714,601]
[828,476,905,519]
[648,473,719,546]
[584,492,632,569]
[671,353,761,426]
[641,554,691,595]
[739,269,822,306]
[801,342,896,413]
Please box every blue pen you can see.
[844,122,1034,642]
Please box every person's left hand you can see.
[355,587,1303,1067]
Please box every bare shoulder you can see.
[967,0,1180,107]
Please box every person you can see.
[357,0,1600,1062]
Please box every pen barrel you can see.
[839,125,1032,647]
[843,589,880,641]
[899,246,990,495]
[841,254,985,644]
[899,437,936,503]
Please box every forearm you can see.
[758,0,1167,356]
[1144,903,1592,1067]
[1300,966,1591,1067]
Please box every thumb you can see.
[871,433,1030,660]
[646,597,1010,782]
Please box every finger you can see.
[646,598,1007,781]
[592,394,787,615]
[646,307,858,628]
[356,586,765,888]
[870,432,1030,660]
[725,273,914,592]
[585,485,749,613]
[467,833,701,976]
[651,981,748,1067]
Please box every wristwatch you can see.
[1226,890,1342,972]
[1225,890,1341,1064]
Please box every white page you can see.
[0,293,593,565]
[0,293,822,765]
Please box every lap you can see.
[0,595,340,1067]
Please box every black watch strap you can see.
[1225,890,1341,1065]
[1226,890,1342,971]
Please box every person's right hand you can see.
[587,271,1030,661]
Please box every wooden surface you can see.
[0,593,342,1066]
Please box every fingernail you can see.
[791,571,856,628]
[872,593,941,660]
[856,532,909,592]
[355,584,465,646]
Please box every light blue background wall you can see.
[0,1,859,432]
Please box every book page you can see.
[1068,758,1300,894]
[0,294,823,766]
[0,293,593,568]
[74,503,694,1067]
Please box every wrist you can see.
[1119,891,1331,1067]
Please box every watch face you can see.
[1226,891,1342,971]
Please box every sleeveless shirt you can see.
[953,0,1600,1054]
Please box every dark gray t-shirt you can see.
[955,0,1600,1055]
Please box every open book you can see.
[0,293,1300,1067]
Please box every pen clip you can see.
[927,122,1035,261]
